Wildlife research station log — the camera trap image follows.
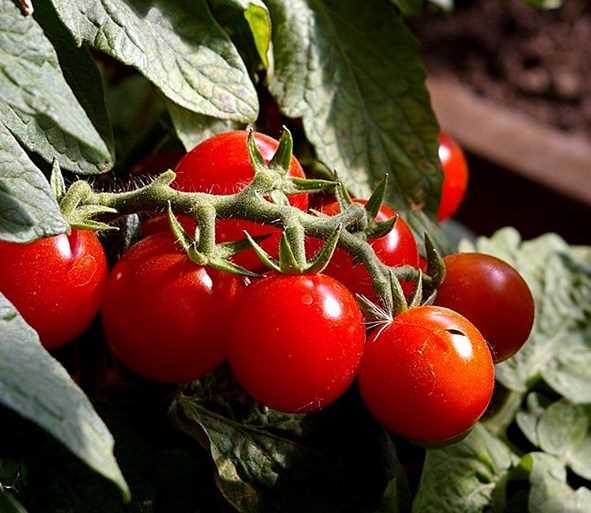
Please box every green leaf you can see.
[515,392,551,447]
[210,0,272,69]
[267,0,441,217]
[389,0,423,16]
[0,294,129,500]
[526,0,562,9]
[0,0,112,174]
[50,0,258,123]
[166,99,241,151]
[413,424,516,513]
[0,123,67,242]
[520,453,591,513]
[460,228,591,401]
[0,489,27,513]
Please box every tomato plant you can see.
[102,232,244,383]
[228,273,366,413]
[435,252,535,362]
[358,306,495,444]
[0,230,107,349]
[438,132,469,222]
[307,199,419,302]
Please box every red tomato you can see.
[102,232,244,383]
[435,253,535,363]
[307,200,419,303]
[0,230,107,349]
[358,306,494,444]
[228,274,366,413]
[438,132,469,222]
[168,131,308,270]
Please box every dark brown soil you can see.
[415,0,591,140]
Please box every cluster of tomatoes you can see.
[0,131,534,444]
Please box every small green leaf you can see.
[306,224,343,274]
[365,175,389,220]
[50,0,258,123]
[0,294,129,499]
[49,160,66,202]
[0,123,67,243]
[269,127,293,173]
[413,424,517,513]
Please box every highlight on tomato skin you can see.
[228,273,366,414]
[438,132,469,222]
[0,230,107,350]
[358,306,495,445]
[143,131,309,271]
[306,199,419,303]
[101,232,245,383]
[435,252,535,363]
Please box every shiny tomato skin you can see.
[308,200,419,302]
[438,132,469,222]
[228,273,366,413]
[157,131,308,270]
[359,306,494,444]
[102,232,244,383]
[0,230,107,349]
[435,253,535,362]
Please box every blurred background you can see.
[414,0,591,244]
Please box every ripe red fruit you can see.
[102,233,244,383]
[359,306,494,444]
[438,132,469,222]
[166,131,308,270]
[307,200,419,303]
[0,231,107,349]
[228,273,366,413]
[435,253,535,362]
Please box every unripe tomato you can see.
[435,253,535,362]
[438,132,469,222]
[168,131,308,270]
[359,306,494,444]
[102,233,244,383]
[228,274,366,413]
[0,230,107,349]
[307,200,419,303]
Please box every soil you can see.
[415,0,591,140]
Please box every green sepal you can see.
[278,231,301,273]
[335,181,354,210]
[364,174,388,219]
[366,215,397,239]
[246,129,267,173]
[67,204,118,232]
[425,232,446,289]
[152,169,177,186]
[270,190,289,206]
[356,294,392,324]
[207,258,260,278]
[217,233,272,259]
[389,269,408,315]
[69,219,118,232]
[408,271,423,308]
[285,177,338,193]
[244,231,281,272]
[423,290,437,306]
[186,246,208,266]
[50,160,66,202]
[268,127,293,174]
[167,203,193,253]
[306,224,343,274]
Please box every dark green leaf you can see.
[413,424,516,513]
[0,294,129,499]
[166,99,240,151]
[460,229,591,401]
[0,124,67,242]
[0,0,112,174]
[50,0,258,123]
[0,489,27,513]
[389,0,423,16]
[520,453,591,513]
[267,0,441,217]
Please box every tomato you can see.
[438,132,469,222]
[228,273,366,413]
[307,200,419,303]
[163,131,308,270]
[358,306,494,444]
[0,230,107,349]
[435,253,535,363]
[102,232,244,383]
